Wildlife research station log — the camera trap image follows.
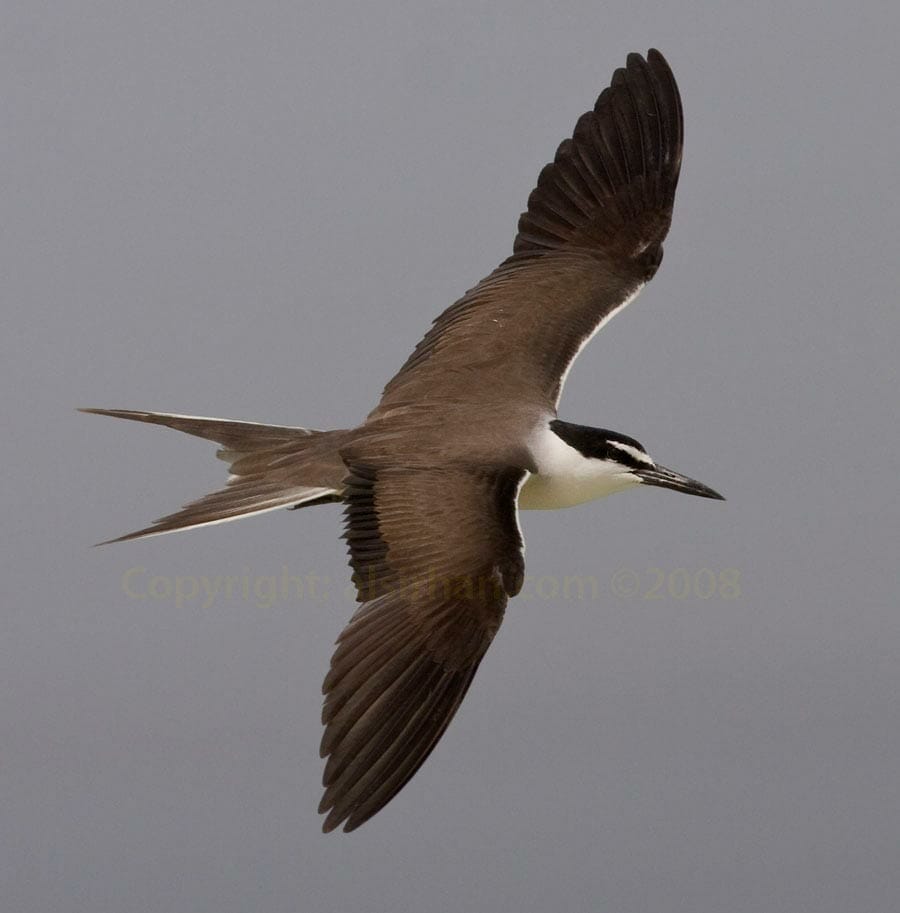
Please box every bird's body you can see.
[83,49,723,832]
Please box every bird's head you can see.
[548,420,725,501]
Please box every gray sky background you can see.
[4,2,900,911]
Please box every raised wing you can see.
[373,49,683,416]
[512,48,682,259]
[319,464,526,832]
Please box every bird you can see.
[82,49,723,833]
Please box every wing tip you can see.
[512,47,683,259]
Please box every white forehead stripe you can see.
[607,441,653,465]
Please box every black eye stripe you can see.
[549,420,647,466]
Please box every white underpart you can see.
[554,284,644,407]
[519,425,641,510]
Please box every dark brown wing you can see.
[373,49,682,416]
[513,48,682,258]
[319,465,526,832]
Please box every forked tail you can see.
[80,409,349,543]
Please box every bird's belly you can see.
[518,470,636,510]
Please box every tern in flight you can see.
[84,49,723,832]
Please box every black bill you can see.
[636,465,725,500]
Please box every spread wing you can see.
[319,464,526,832]
[373,49,683,416]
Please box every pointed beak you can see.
[636,465,725,500]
